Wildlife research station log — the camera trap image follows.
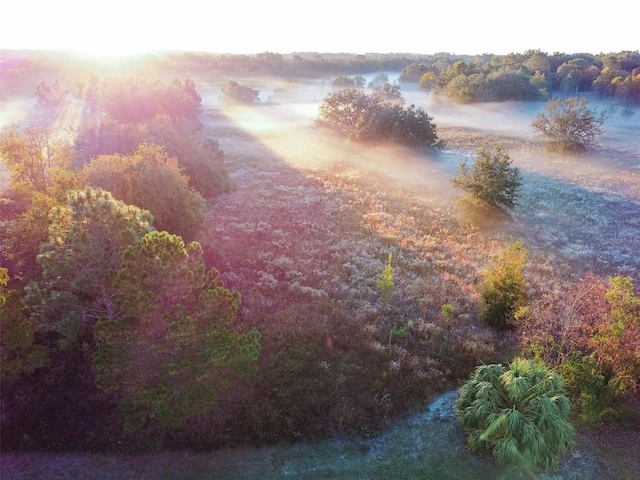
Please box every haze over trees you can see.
[219,80,260,104]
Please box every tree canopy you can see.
[93,231,261,431]
[451,146,523,218]
[532,97,607,152]
[219,80,260,104]
[316,88,438,146]
[26,187,154,346]
[81,143,205,241]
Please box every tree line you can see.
[401,50,640,104]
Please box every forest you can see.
[0,49,639,478]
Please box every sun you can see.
[72,39,154,59]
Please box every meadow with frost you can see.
[1,51,639,478]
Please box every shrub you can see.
[558,351,608,423]
[479,241,528,330]
[219,80,260,104]
[520,275,640,418]
[317,89,438,146]
[456,358,575,471]
[371,83,404,105]
[532,97,607,152]
[451,146,523,219]
[145,115,232,197]
[82,144,205,241]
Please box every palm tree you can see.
[456,358,575,471]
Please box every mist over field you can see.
[1,50,639,479]
[194,76,640,283]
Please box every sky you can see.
[1,1,637,57]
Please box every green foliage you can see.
[98,77,202,122]
[558,351,608,423]
[93,231,261,431]
[399,63,431,83]
[317,88,373,138]
[390,323,409,339]
[596,276,640,394]
[441,303,456,322]
[518,275,639,422]
[367,73,389,88]
[74,115,231,198]
[0,268,49,381]
[456,358,575,471]
[219,80,260,104]
[1,192,58,285]
[532,97,607,152]
[484,70,541,101]
[442,74,487,103]
[377,252,395,301]
[82,143,205,241]
[451,146,523,219]
[317,88,438,146]
[0,122,73,193]
[73,117,149,166]
[144,115,232,197]
[479,241,528,330]
[26,188,154,342]
[332,74,365,88]
[419,72,438,91]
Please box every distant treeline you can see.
[3,49,638,104]
[399,50,640,104]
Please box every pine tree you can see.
[451,146,523,218]
[93,231,261,431]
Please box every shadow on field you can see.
[509,170,640,280]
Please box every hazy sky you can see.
[2,1,636,57]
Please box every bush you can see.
[317,89,438,146]
[456,358,575,471]
[519,275,640,421]
[82,144,205,241]
[451,146,523,219]
[331,74,365,89]
[219,80,260,104]
[442,73,487,103]
[479,241,528,330]
[145,115,232,197]
[532,97,607,152]
[371,83,404,105]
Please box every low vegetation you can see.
[479,241,528,330]
[456,359,575,471]
[450,146,523,219]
